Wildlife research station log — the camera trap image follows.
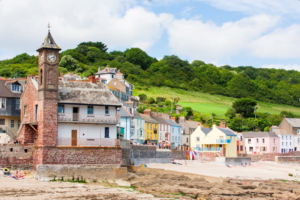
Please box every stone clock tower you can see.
[37,30,61,100]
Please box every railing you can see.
[58,113,120,123]
[57,137,119,147]
[216,139,231,144]
[201,147,221,151]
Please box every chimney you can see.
[98,67,101,72]
[179,116,185,123]
[171,117,176,122]
[60,73,63,78]
[144,109,151,115]
[89,75,96,83]
[284,115,286,118]
[213,122,217,129]
[220,121,226,128]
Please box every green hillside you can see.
[133,86,300,117]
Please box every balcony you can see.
[58,113,120,124]
[216,139,231,144]
[57,137,120,147]
[202,147,221,151]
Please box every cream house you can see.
[190,126,211,151]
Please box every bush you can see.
[156,97,166,103]
[148,97,155,104]
[137,106,146,113]
[165,100,171,106]
[138,93,147,101]
[158,102,165,107]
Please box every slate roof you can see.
[120,106,132,117]
[139,114,158,124]
[272,128,292,136]
[285,118,300,128]
[151,116,169,125]
[37,31,61,51]
[242,132,279,138]
[219,128,237,136]
[0,80,22,98]
[186,120,201,128]
[134,110,143,119]
[58,81,121,106]
[166,119,181,127]
[95,67,117,75]
[201,128,211,135]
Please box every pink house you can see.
[242,132,280,155]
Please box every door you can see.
[73,107,79,121]
[105,127,109,138]
[72,130,77,146]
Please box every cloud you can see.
[0,0,172,59]
[260,64,300,71]
[197,0,300,16]
[181,6,194,18]
[167,14,280,62]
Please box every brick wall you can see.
[0,144,33,169]
[198,152,217,161]
[251,151,300,162]
[33,147,122,169]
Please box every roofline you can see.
[58,102,122,107]
[36,47,61,52]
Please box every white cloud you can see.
[167,14,280,61]
[0,0,172,59]
[260,64,300,71]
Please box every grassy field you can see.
[133,86,300,117]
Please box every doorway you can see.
[73,107,79,121]
[72,130,77,146]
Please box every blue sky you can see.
[1,0,300,71]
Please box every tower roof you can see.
[37,31,61,51]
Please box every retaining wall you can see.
[226,157,252,165]
[251,151,300,162]
[35,164,127,181]
[275,156,300,164]
[0,144,34,170]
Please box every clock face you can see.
[47,53,56,63]
[40,54,44,63]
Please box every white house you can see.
[56,80,122,147]
[271,126,294,153]
[95,67,118,84]
[278,118,300,151]
[132,111,145,144]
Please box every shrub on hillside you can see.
[165,100,171,106]
[156,97,166,103]
[148,97,156,104]
[138,93,147,101]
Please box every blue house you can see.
[166,119,182,149]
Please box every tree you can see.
[225,107,236,119]
[78,41,108,52]
[182,107,193,117]
[148,97,155,104]
[59,55,79,71]
[232,98,257,118]
[138,94,147,101]
[124,48,155,70]
[76,45,89,56]
[280,111,295,118]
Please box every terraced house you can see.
[140,110,158,144]
[0,79,24,141]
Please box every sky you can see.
[0,0,300,71]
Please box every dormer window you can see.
[11,85,21,92]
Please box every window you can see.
[160,125,162,131]
[24,106,27,117]
[0,119,4,125]
[0,98,6,108]
[256,139,259,143]
[186,138,188,143]
[249,147,253,152]
[282,142,284,146]
[175,136,177,142]
[114,81,116,85]
[87,106,93,115]
[248,139,251,144]
[262,147,266,151]
[240,145,243,151]
[58,105,64,113]
[105,127,109,138]
[11,120,14,128]
[147,124,149,130]
[196,137,200,142]
[298,129,300,135]
[290,136,292,140]
[178,128,180,133]
[298,138,300,144]
[290,142,292,146]
[274,139,276,143]
[286,142,288,146]
[112,74,114,78]
[286,136,288,140]
[15,99,20,109]
[237,145,239,151]
[35,105,38,121]
[282,135,284,140]
[273,147,276,152]
[105,106,109,115]
[262,139,265,143]
[150,123,152,130]
[11,85,21,92]
[18,120,20,128]
[40,69,43,85]
[172,136,174,141]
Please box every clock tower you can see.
[37,30,61,100]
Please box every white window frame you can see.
[297,129,300,135]
[196,137,200,142]
[15,99,20,109]
[11,85,21,92]
[11,120,14,128]
[0,98,6,109]
[24,105,28,117]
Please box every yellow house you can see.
[191,123,237,157]
[139,113,159,144]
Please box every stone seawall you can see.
[35,164,127,181]
[251,151,300,162]
[0,144,33,170]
